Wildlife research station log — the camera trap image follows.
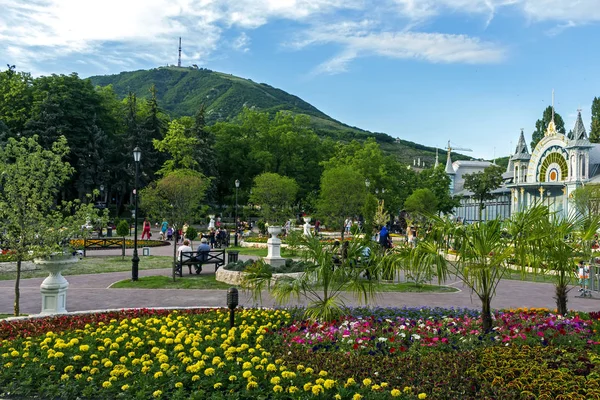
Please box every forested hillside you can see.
[89,67,469,166]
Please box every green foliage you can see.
[417,164,459,215]
[317,165,367,238]
[571,184,600,217]
[530,105,566,150]
[116,220,130,237]
[591,97,600,143]
[403,188,438,217]
[249,172,298,225]
[153,118,199,174]
[185,226,198,242]
[463,164,504,222]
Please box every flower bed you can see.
[1,307,600,399]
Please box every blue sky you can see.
[2,0,600,160]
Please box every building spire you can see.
[510,128,531,161]
[572,108,588,141]
[445,148,455,175]
[545,89,558,136]
[434,148,439,168]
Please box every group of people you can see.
[203,227,229,248]
[140,219,193,242]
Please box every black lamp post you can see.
[227,287,239,328]
[234,179,240,247]
[131,146,141,281]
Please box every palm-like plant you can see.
[241,235,378,321]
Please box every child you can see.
[167,226,174,241]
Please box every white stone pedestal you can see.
[34,254,79,315]
[264,226,285,268]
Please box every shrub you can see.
[116,220,130,237]
[224,259,256,271]
[185,226,198,241]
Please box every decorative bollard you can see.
[227,287,239,328]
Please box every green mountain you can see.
[89,66,470,165]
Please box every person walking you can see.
[160,219,168,240]
[141,218,152,240]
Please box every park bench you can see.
[176,249,225,277]
[83,238,126,259]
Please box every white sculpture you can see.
[303,222,312,237]
[208,215,215,229]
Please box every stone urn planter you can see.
[265,225,285,268]
[34,254,79,314]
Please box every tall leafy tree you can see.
[0,65,34,134]
[530,106,566,150]
[463,164,504,222]
[418,165,460,215]
[0,135,73,316]
[249,172,299,225]
[590,97,600,143]
[154,119,200,174]
[190,104,218,178]
[140,169,209,280]
[403,188,438,218]
[317,166,367,240]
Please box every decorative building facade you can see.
[451,108,599,223]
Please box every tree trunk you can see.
[478,202,483,223]
[481,295,493,333]
[14,258,21,316]
[172,230,178,282]
[555,283,569,316]
[341,224,345,241]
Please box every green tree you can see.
[317,166,367,240]
[418,165,460,214]
[463,164,504,222]
[0,135,73,316]
[0,65,34,134]
[249,172,299,225]
[153,119,200,174]
[140,169,209,279]
[590,97,600,143]
[403,188,438,220]
[530,106,566,150]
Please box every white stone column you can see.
[35,255,79,315]
[264,226,285,268]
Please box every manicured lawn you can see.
[0,256,172,281]
[373,282,458,293]
[111,275,233,290]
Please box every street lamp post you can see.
[234,179,240,247]
[132,147,141,281]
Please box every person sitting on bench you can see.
[194,237,211,273]
[177,239,193,265]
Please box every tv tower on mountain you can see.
[177,37,182,67]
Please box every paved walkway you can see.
[2,242,600,315]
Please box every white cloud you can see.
[232,32,251,53]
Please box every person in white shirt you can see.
[177,239,193,262]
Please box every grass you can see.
[0,314,28,319]
[373,282,459,293]
[0,256,173,281]
[111,275,233,290]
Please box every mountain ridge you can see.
[89,66,472,166]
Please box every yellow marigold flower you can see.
[362,378,372,387]
[214,383,222,389]
[54,352,64,358]
[346,377,356,387]
[403,386,412,393]
[60,374,69,381]
[64,365,74,373]
[288,386,299,394]
[319,370,328,377]
[160,363,170,371]
[229,375,237,381]
[175,382,183,388]
[242,362,252,369]
[335,395,342,400]
[303,382,313,391]
[121,384,130,391]
[153,390,162,397]
[266,363,277,372]
[418,393,427,399]
[243,371,252,379]
[273,384,283,393]
[154,371,163,379]
[10,351,19,357]
[381,382,389,388]
[391,389,401,397]
[102,381,112,388]
[353,394,363,400]
[75,374,82,380]
[296,364,305,371]
[305,367,314,374]
[270,376,281,385]
[204,368,215,376]
[312,385,324,395]
[246,381,258,390]
[73,355,82,361]
[324,379,335,389]
[104,361,113,368]
[90,368,99,375]
[79,345,89,352]
[372,384,381,391]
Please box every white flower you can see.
[411,334,421,340]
